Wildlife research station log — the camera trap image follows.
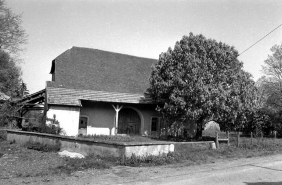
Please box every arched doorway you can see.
[118,108,141,135]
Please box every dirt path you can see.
[1,154,282,185]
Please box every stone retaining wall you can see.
[5,130,215,157]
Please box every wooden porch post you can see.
[112,104,123,135]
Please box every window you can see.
[151,117,158,132]
[79,117,88,129]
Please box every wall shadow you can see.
[245,182,282,185]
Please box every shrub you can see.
[39,114,64,135]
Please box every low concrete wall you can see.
[125,144,174,157]
[6,130,215,157]
[174,141,216,152]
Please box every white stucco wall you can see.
[46,105,80,136]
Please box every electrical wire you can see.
[239,23,282,56]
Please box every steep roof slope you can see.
[49,47,157,94]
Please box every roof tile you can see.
[46,86,153,106]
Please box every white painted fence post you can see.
[112,104,123,135]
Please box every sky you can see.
[6,0,282,94]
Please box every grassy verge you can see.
[117,152,182,167]
[1,135,282,178]
[53,154,114,174]
[116,137,282,167]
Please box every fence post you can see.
[274,131,277,144]
[216,131,219,149]
[237,132,240,147]
[251,132,253,145]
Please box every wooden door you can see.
[118,108,141,135]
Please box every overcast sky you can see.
[7,0,282,94]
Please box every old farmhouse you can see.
[25,46,168,137]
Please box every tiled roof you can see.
[46,86,153,106]
[17,89,45,104]
[50,46,157,94]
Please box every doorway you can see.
[78,116,88,135]
[118,108,141,135]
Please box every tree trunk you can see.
[195,122,203,140]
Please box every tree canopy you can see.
[149,33,258,137]
[254,42,282,136]
[0,0,28,98]
[0,0,27,56]
[0,0,28,127]
[260,43,282,109]
[0,50,21,97]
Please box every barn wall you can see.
[80,101,115,135]
[80,101,161,136]
[46,105,80,136]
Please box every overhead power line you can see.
[239,23,282,56]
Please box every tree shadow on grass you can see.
[245,182,282,185]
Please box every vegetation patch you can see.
[117,152,182,167]
[0,130,7,141]
[116,136,282,167]
[53,154,113,174]
[238,137,282,151]
[2,133,282,178]
[24,141,61,152]
[0,140,65,179]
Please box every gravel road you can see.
[1,154,282,185]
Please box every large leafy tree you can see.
[0,0,28,127]
[0,0,28,97]
[149,33,258,137]
[254,43,282,135]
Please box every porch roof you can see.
[17,89,45,105]
[46,87,153,106]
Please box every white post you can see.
[112,104,123,135]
